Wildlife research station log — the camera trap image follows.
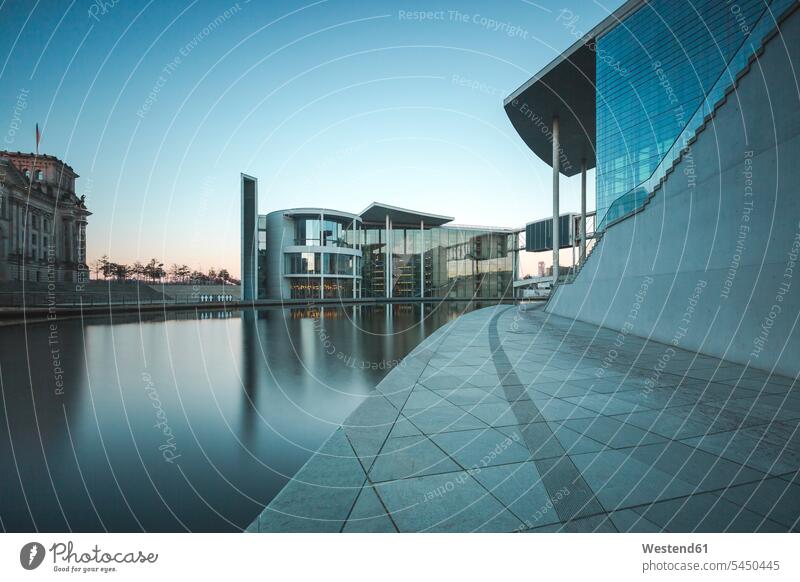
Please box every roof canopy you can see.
[359,202,453,227]
[504,0,642,177]
[281,207,362,221]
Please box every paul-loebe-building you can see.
[241,179,518,302]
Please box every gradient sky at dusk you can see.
[0,0,620,276]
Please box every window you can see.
[23,169,31,179]
[35,170,44,181]
[323,279,353,299]
[322,219,352,247]
[285,252,320,274]
[294,218,321,246]
[290,279,321,299]
[324,253,353,275]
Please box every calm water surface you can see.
[0,302,490,532]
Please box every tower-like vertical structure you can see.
[240,174,258,302]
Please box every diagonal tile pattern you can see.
[249,304,800,532]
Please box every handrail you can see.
[596,0,794,232]
[0,291,239,307]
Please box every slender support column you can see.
[385,214,390,299]
[580,157,587,263]
[552,116,560,280]
[572,229,576,268]
[420,219,425,298]
[352,219,357,298]
[511,240,518,299]
[514,232,520,281]
[320,211,324,300]
[389,220,393,299]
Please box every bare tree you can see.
[131,261,144,281]
[93,255,109,280]
[168,263,181,283]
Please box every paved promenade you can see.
[248,304,800,532]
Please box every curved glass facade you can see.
[293,215,358,247]
[595,0,768,225]
[256,208,514,301]
[285,252,321,275]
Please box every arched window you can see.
[35,170,44,181]
[23,169,30,179]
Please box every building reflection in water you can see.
[0,300,497,532]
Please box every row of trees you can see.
[92,256,238,285]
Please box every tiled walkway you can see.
[247,304,800,532]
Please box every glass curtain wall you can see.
[257,216,267,298]
[294,215,359,247]
[283,214,361,299]
[595,0,768,225]
[392,226,422,298]
[360,224,514,299]
[294,217,321,246]
[361,225,386,298]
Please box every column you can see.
[385,214,390,299]
[28,213,34,259]
[580,157,587,263]
[552,116,560,280]
[511,234,518,287]
[69,220,76,263]
[10,202,16,254]
[420,219,424,299]
[352,219,357,299]
[320,211,324,300]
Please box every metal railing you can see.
[0,292,239,308]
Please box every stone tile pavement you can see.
[247,304,800,532]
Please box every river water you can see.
[0,301,491,532]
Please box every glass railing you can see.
[597,0,794,231]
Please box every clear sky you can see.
[1,0,620,276]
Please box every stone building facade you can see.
[0,151,90,283]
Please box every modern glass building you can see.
[505,0,792,240]
[249,200,516,301]
[502,0,800,376]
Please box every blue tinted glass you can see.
[595,0,768,225]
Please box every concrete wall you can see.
[240,175,258,301]
[548,8,800,378]
[263,210,290,300]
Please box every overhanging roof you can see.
[359,202,453,227]
[280,207,362,221]
[504,0,642,177]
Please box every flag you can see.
[35,123,41,154]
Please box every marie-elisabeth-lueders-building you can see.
[240,172,518,302]
[505,0,800,378]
